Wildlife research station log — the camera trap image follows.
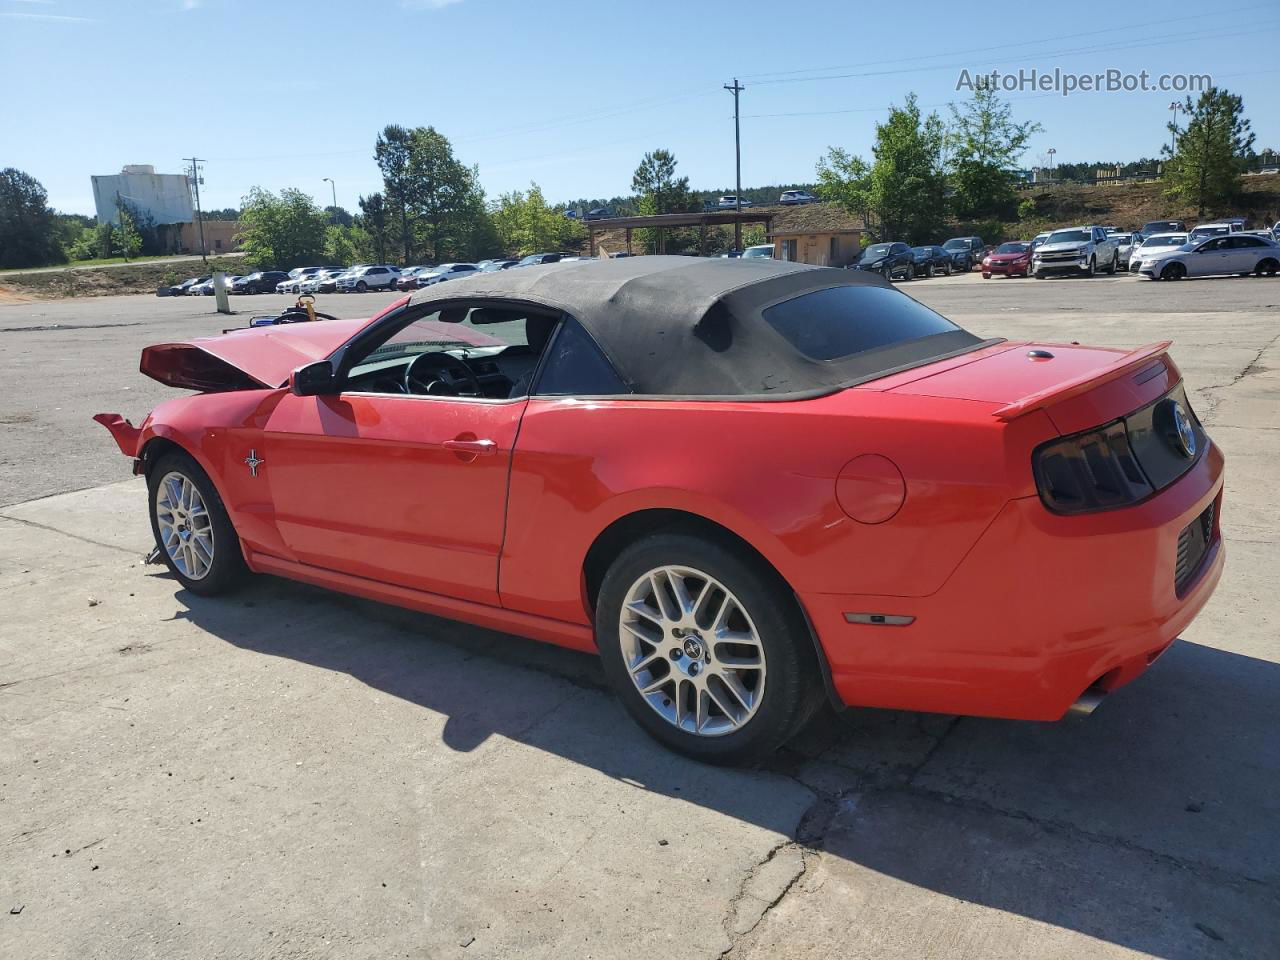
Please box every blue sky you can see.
[3,0,1277,215]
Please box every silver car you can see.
[1129,233,1188,274]
[1136,234,1280,281]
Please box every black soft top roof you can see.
[405,256,983,397]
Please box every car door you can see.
[1227,236,1264,272]
[1189,238,1230,276]
[259,303,551,605]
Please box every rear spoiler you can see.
[992,341,1172,422]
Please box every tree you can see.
[375,124,416,263]
[0,168,63,268]
[947,87,1042,220]
[1164,87,1255,217]
[237,187,328,269]
[375,125,494,263]
[116,203,143,260]
[491,182,583,256]
[324,224,372,265]
[324,206,353,228]
[631,149,694,215]
[630,149,696,253]
[817,94,947,244]
[358,193,391,263]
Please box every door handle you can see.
[443,437,497,456]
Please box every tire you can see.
[982,273,991,279]
[925,264,934,278]
[1105,252,1118,274]
[355,280,368,292]
[1257,258,1279,277]
[147,451,247,597]
[1161,262,1186,281]
[904,264,915,281]
[1083,256,1096,277]
[1034,270,1045,279]
[945,263,952,276]
[595,532,819,765]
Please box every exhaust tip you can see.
[1067,689,1107,717]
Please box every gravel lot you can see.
[2,271,1278,959]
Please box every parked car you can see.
[301,269,349,294]
[514,253,565,267]
[414,263,480,287]
[1188,222,1242,243]
[396,266,433,291]
[169,276,209,296]
[1136,234,1280,281]
[941,237,985,272]
[1029,232,1051,253]
[1271,221,1280,242]
[232,271,290,295]
[910,246,953,277]
[189,277,216,296]
[981,242,1033,278]
[279,267,322,294]
[95,256,1225,764]
[336,265,401,293]
[1139,220,1186,240]
[716,195,753,209]
[197,275,244,295]
[479,259,520,272]
[1109,233,1137,269]
[853,241,916,280]
[778,190,818,205]
[1032,226,1122,277]
[1129,233,1189,274]
[741,244,774,259]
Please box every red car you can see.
[983,241,1034,278]
[95,258,1224,764]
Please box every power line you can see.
[747,20,1279,87]
[737,2,1277,83]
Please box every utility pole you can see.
[1168,101,1184,158]
[724,78,745,252]
[183,156,208,266]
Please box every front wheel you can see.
[904,264,915,281]
[1083,257,1096,277]
[944,263,952,276]
[595,533,818,764]
[1161,262,1187,281]
[148,451,247,596]
[355,280,368,292]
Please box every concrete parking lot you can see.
[2,271,1278,959]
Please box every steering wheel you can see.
[404,351,482,397]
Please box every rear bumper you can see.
[801,441,1225,720]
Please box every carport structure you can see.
[585,209,774,257]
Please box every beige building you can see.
[768,204,865,267]
[176,220,241,254]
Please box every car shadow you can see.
[167,571,1280,958]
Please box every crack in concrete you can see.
[1198,330,1280,423]
[0,512,142,556]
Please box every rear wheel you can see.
[1255,258,1278,276]
[596,533,818,764]
[1105,252,1118,274]
[147,451,246,596]
[1161,261,1187,281]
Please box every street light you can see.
[322,177,337,211]
[1047,147,1056,180]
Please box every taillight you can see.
[1033,421,1153,514]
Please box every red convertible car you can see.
[95,257,1224,763]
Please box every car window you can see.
[763,285,959,362]
[995,243,1029,254]
[535,318,628,396]
[1047,230,1091,244]
[1233,236,1264,248]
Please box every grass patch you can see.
[0,257,253,299]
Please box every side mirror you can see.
[290,360,337,397]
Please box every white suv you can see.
[336,265,400,292]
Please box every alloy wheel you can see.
[618,565,767,737]
[154,471,215,580]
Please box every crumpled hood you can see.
[140,317,373,391]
